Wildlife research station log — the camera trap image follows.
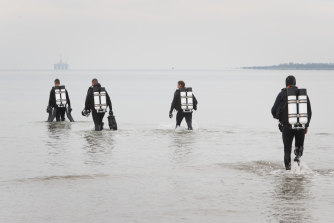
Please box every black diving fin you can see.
[47,107,57,122]
[47,106,52,122]
[108,115,117,130]
[65,106,75,122]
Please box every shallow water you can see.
[0,70,333,222]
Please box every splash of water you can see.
[289,161,314,175]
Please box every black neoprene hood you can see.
[286,75,296,86]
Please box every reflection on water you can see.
[169,130,198,165]
[83,130,115,151]
[270,175,313,223]
[82,130,115,166]
[45,122,73,166]
[47,122,72,140]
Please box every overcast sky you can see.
[0,0,333,69]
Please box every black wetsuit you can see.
[170,88,198,130]
[85,83,112,131]
[48,87,71,121]
[271,86,312,169]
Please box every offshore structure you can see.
[54,58,69,70]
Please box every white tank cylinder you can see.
[287,89,298,125]
[298,89,308,125]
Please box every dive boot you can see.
[294,155,301,163]
[294,146,304,165]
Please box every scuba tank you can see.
[287,88,308,129]
[180,87,194,113]
[298,89,308,126]
[93,87,107,113]
[55,85,67,108]
[287,88,298,126]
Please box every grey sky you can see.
[1,0,333,69]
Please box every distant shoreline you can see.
[243,63,334,70]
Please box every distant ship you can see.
[54,59,69,70]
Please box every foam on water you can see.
[270,161,314,176]
[290,161,313,175]
[219,160,317,178]
[157,121,199,131]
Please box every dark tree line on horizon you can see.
[243,62,334,70]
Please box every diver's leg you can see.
[294,129,306,162]
[60,108,66,121]
[55,108,61,122]
[92,110,100,131]
[99,113,105,130]
[282,126,294,170]
[176,111,184,128]
[185,112,193,130]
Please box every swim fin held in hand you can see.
[108,115,117,130]
[47,107,57,122]
[65,106,74,122]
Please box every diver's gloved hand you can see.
[109,110,113,116]
[305,128,308,134]
[68,107,72,112]
[278,123,283,132]
[81,109,90,117]
[46,106,51,113]
[169,112,173,119]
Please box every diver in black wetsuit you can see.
[48,79,71,121]
[82,78,113,131]
[169,80,198,130]
[271,75,312,170]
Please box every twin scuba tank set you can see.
[47,85,74,122]
[82,86,117,130]
[286,88,309,130]
[180,87,194,113]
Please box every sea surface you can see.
[0,69,333,223]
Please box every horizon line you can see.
[0,68,241,72]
